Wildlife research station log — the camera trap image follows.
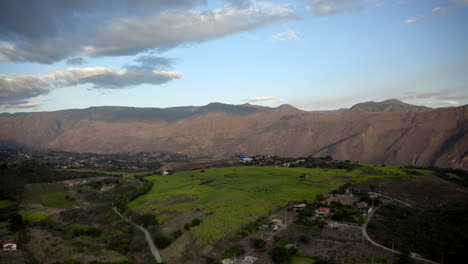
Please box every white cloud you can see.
[307,0,377,17]
[0,102,41,110]
[397,90,468,101]
[244,97,279,102]
[271,29,298,41]
[403,15,423,24]
[0,67,183,106]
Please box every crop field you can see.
[22,183,81,209]
[0,199,13,208]
[130,165,430,243]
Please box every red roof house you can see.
[316,207,331,216]
[2,241,17,251]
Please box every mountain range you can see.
[1,99,466,169]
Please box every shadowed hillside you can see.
[0,100,466,169]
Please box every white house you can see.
[241,256,258,264]
[2,241,17,251]
[221,259,234,264]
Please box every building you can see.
[293,203,307,210]
[241,256,258,264]
[368,192,380,199]
[315,207,331,216]
[357,201,369,209]
[2,241,17,251]
[221,259,234,264]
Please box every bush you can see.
[250,238,267,250]
[71,224,102,238]
[192,218,201,226]
[299,235,309,244]
[222,245,245,258]
[135,213,158,228]
[270,246,297,264]
[153,233,172,249]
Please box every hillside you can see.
[0,100,467,169]
[349,99,432,113]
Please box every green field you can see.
[21,213,50,222]
[130,165,428,243]
[0,199,13,208]
[22,183,82,209]
[291,256,317,264]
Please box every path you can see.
[362,206,438,264]
[112,206,163,263]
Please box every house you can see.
[2,241,17,251]
[357,201,369,209]
[327,221,338,228]
[368,192,380,199]
[221,259,234,264]
[315,207,331,216]
[270,219,283,226]
[293,203,307,210]
[161,169,170,175]
[285,244,297,249]
[241,256,258,264]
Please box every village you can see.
[218,187,382,264]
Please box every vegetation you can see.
[368,202,468,263]
[130,165,428,243]
[270,246,298,264]
[0,199,13,208]
[221,245,246,258]
[21,213,50,222]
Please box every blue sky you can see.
[0,0,467,112]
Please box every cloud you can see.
[432,6,448,16]
[271,29,298,41]
[124,55,176,71]
[244,97,279,102]
[66,57,87,66]
[0,102,41,110]
[397,90,468,101]
[307,0,377,17]
[403,15,423,24]
[454,0,468,6]
[0,1,294,63]
[0,67,183,105]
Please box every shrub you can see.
[222,245,245,258]
[153,233,171,249]
[250,238,267,250]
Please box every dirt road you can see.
[362,206,438,264]
[112,206,163,263]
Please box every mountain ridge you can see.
[0,100,466,169]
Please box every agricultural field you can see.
[22,182,82,209]
[129,165,429,243]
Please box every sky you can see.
[1,0,468,113]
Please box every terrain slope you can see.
[1,100,466,169]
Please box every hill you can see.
[0,100,466,169]
[349,99,432,113]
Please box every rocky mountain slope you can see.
[0,100,466,169]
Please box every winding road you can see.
[112,206,163,263]
[362,206,438,264]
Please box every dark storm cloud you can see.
[66,57,87,66]
[0,0,294,63]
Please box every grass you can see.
[130,165,429,243]
[0,199,13,208]
[22,213,50,222]
[22,183,82,209]
[291,256,317,264]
